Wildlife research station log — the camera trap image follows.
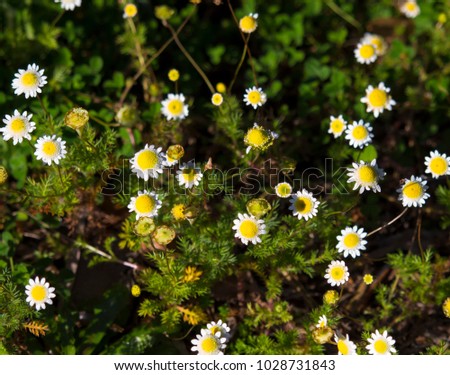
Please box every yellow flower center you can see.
[359,44,375,59]
[171,204,186,220]
[374,339,388,354]
[247,90,262,105]
[210,326,221,335]
[182,168,197,183]
[403,181,423,199]
[42,141,58,157]
[330,119,344,133]
[352,125,368,141]
[370,37,384,54]
[246,128,268,147]
[429,157,447,175]
[337,340,350,355]
[276,183,292,197]
[443,298,450,317]
[331,266,345,281]
[10,118,26,133]
[200,337,218,353]
[368,88,387,107]
[239,16,257,33]
[406,2,417,12]
[30,285,46,302]
[295,197,312,214]
[167,99,184,116]
[358,165,377,183]
[124,4,137,17]
[135,195,155,214]
[21,72,38,87]
[136,150,158,170]
[212,93,223,106]
[343,233,359,248]
[240,219,258,238]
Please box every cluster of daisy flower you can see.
[127,144,204,220]
[314,315,396,355]
[191,320,231,355]
[354,33,387,65]
[1,64,68,166]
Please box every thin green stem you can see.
[118,9,195,106]
[367,208,409,237]
[324,0,362,30]
[417,209,425,261]
[76,240,141,270]
[37,94,55,132]
[227,0,258,86]
[228,35,250,93]
[56,165,64,186]
[163,21,215,93]
[51,10,65,28]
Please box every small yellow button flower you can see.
[131,284,141,297]
[363,274,374,285]
[443,297,450,318]
[239,13,258,33]
[216,82,226,93]
[211,93,223,106]
[168,69,180,82]
[123,4,138,19]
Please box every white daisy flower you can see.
[354,42,378,64]
[128,190,162,219]
[11,64,47,99]
[1,110,36,145]
[335,334,358,355]
[161,93,189,121]
[34,135,67,166]
[347,159,386,194]
[25,276,56,311]
[177,162,203,189]
[191,329,226,355]
[232,213,266,245]
[274,182,293,198]
[243,86,267,109]
[360,82,396,118]
[54,0,82,11]
[211,93,224,106]
[123,3,137,18]
[336,225,368,258]
[288,189,320,221]
[424,150,450,179]
[345,120,373,149]
[361,33,387,56]
[206,320,231,342]
[366,330,396,355]
[397,175,430,207]
[162,152,179,167]
[239,13,258,34]
[324,260,349,287]
[328,115,347,138]
[400,1,420,18]
[316,315,327,328]
[130,144,164,181]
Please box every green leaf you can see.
[354,145,378,163]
